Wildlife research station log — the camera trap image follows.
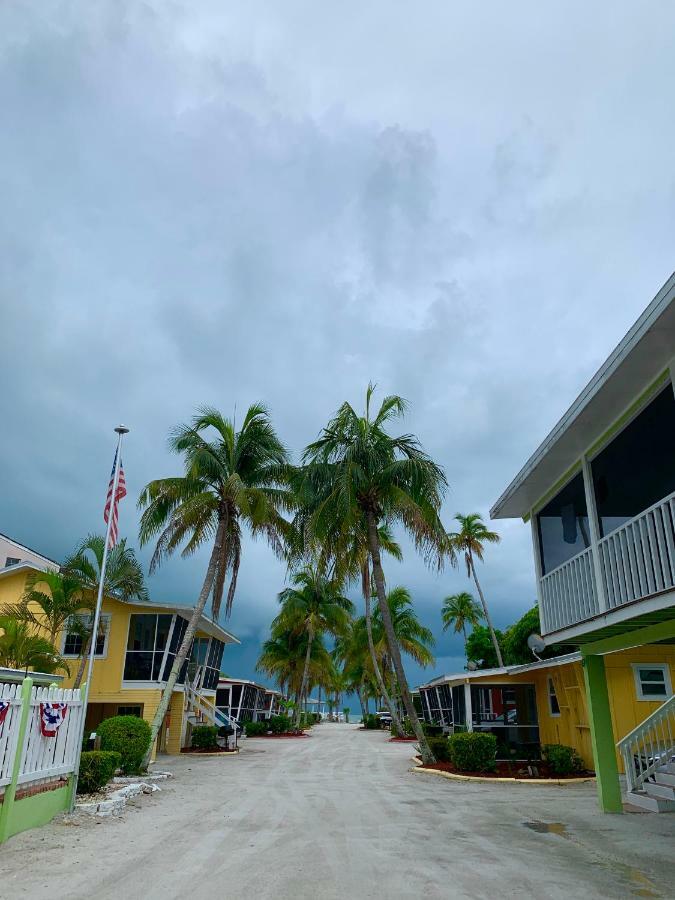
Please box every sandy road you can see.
[1,724,673,899]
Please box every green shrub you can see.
[422,723,444,737]
[448,732,497,772]
[542,744,584,776]
[244,720,269,736]
[426,735,451,762]
[268,714,292,734]
[77,750,121,794]
[191,725,219,750]
[98,715,152,775]
[362,714,382,730]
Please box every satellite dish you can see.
[527,633,547,660]
[466,660,478,671]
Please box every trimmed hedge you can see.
[448,732,497,772]
[77,750,121,794]
[244,721,269,736]
[268,714,292,734]
[426,736,451,762]
[542,743,584,776]
[422,723,444,738]
[98,715,152,775]
[191,725,219,750]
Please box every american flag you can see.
[103,450,127,548]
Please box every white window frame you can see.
[62,613,111,659]
[631,663,672,701]
[547,676,561,717]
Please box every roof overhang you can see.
[491,271,675,520]
[0,667,64,686]
[417,651,581,690]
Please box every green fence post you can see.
[0,677,34,843]
[582,655,622,813]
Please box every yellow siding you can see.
[462,645,675,773]
[0,571,217,755]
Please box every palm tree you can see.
[446,513,503,668]
[300,385,447,763]
[63,534,148,686]
[441,591,484,656]
[257,627,332,706]
[0,616,68,674]
[273,566,354,729]
[138,404,293,766]
[4,571,90,647]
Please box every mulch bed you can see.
[246,732,309,739]
[181,746,239,754]
[418,757,594,780]
[389,736,418,743]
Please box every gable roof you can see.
[491,271,675,519]
[0,531,59,569]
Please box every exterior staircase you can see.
[617,695,675,812]
[184,677,241,749]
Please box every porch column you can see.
[582,654,622,813]
[581,456,608,613]
[464,682,473,732]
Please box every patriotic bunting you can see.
[39,702,68,737]
[0,701,10,729]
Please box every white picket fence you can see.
[0,683,84,794]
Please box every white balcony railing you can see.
[540,546,598,632]
[598,490,675,609]
[539,489,675,634]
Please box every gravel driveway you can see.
[1,724,673,899]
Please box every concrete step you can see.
[644,780,675,801]
[655,770,675,787]
[626,790,675,813]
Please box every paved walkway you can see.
[1,724,673,899]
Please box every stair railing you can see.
[617,695,675,793]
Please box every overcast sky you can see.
[2,3,674,696]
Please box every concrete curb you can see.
[179,749,241,758]
[410,757,596,786]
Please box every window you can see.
[62,614,111,658]
[124,614,174,681]
[5,556,20,568]
[536,472,590,574]
[632,664,672,701]
[548,677,560,716]
[117,705,142,717]
[592,386,675,537]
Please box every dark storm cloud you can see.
[2,2,675,687]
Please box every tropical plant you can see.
[441,591,484,655]
[62,534,148,687]
[257,628,332,708]
[77,750,121,794]
[446,513,504,668]
[465,625,505,669]
[138,404,293,767]
[299,385,447,764]
[448,731,497,772]
[0,616,68,673]
[3,571,89,647]
[191,725,219,750]
[273,565,354,729]
[372,586,435,671]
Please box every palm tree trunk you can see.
[366,511,434,764]
[462,624,467,659]
[364,584,403,733]
[469,554,504,668]
[73,635,91,689]
[294,630,314,731]
[141,519,226,769]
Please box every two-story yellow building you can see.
[0,532,239,756]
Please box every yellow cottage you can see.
[417,645,675,772]
[0,533,239,757]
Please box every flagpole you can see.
[69,424,129,810]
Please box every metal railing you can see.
[598,490,675,609]
[540,546,598,632]
[617,695,675,794]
